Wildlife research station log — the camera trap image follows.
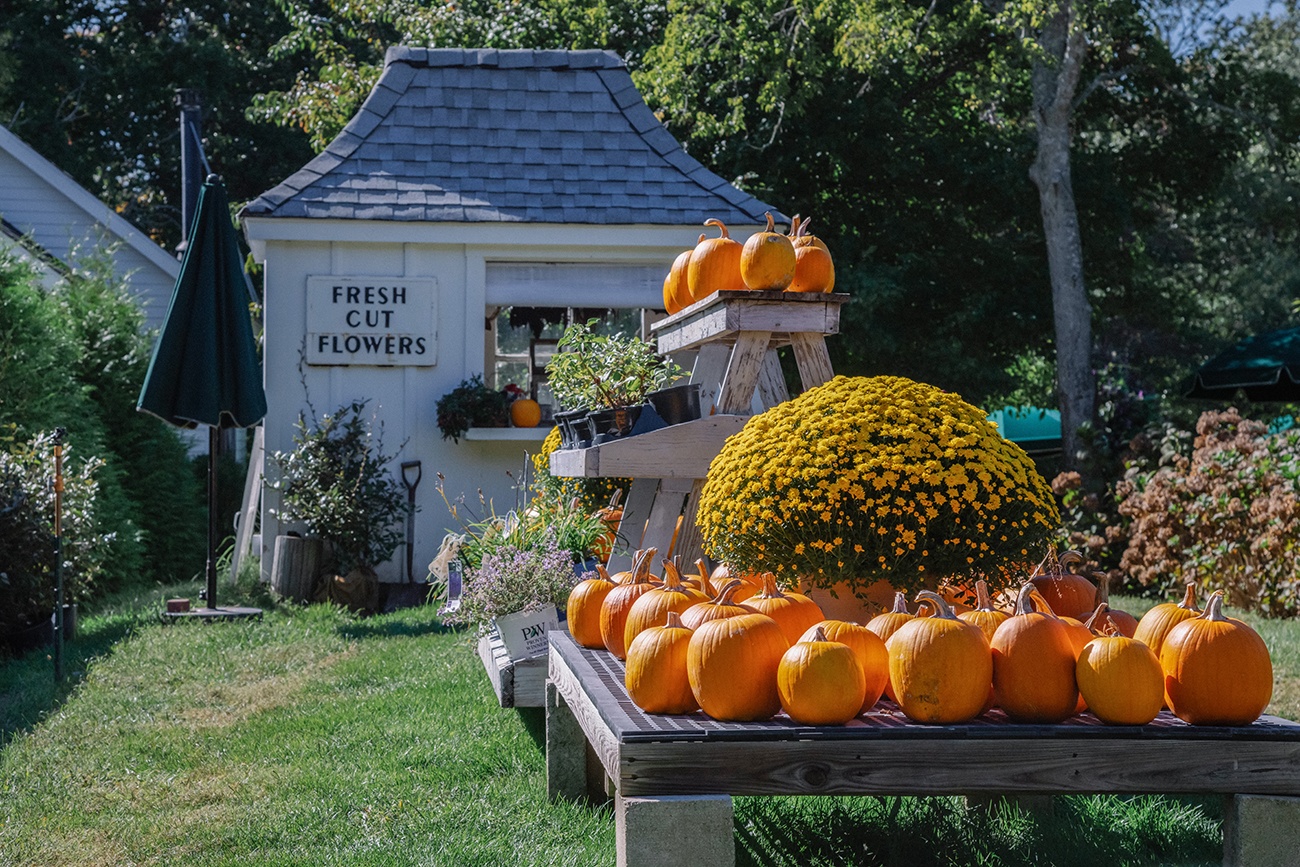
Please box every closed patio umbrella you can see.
[138,174,266,619]
[1187,326,1300,402]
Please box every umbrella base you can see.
[162,606,263,623]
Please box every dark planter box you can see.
[648,383,702,426]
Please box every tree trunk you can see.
[1028,2,1095,469]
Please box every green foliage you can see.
[434,374,509,442]
[0,0,315,250]
[0,432,112,633]
[439,532,583,632]
[1113,407,1300,616]
[549,318,681,410]
[269,400,411,574]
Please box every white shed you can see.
[0,124,180,331]
[241,47,778,584]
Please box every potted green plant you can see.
[0,431,109,653]
[269,400,411,611]
[547,320,684,445]
[435,375,510,443]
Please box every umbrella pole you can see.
[53,428,65,682]
[207,426,219,611]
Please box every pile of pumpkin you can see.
[566,548,1274,728]
[661,214,834,314]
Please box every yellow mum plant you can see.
[698,375,1059,596]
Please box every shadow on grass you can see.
[336,614,458,641]
[732,794,1222,867]
[0,613,140,751]
[516,707,546,752]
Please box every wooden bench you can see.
[545,631,1300,867]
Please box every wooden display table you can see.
[549,290,849,572]
[545,631,1300,867]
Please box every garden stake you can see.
[401,461,422,583]
[53,427,65,683]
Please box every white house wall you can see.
[250,219,763,584]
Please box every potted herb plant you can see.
[435,375,510,443]
[269,400,411,611]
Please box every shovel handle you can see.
[401,460,422,494]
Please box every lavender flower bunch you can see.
[441,531,586,632]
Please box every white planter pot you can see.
[493,607,560,661]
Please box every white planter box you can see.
[493,607,560,661]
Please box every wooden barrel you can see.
[270,535,325,603]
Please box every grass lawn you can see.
[0,585,1294,866]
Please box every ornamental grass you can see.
[698,375,1058,596]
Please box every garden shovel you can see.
[401,461,422,583]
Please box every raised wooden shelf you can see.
[548,415,748,480]
[653,290,849,354]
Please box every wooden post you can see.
[269,534,324,603]
[547,681,590,802]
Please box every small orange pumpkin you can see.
[800,619,889,712]
[740,212,796,291]
[566,564,618,649]
[785,216,834,293]
[688,612,789,721]
[662,237,700,314]
[686,219,745,301]
[990,583,1080,723]
[625,611,699,714]
[1133,583,1201,658]
[1160,591,1273,726]
[1029,549,1096,619]
[885,590,992,724]
[1075,604,1163,725]
[680,579,756,630]
[599,548,658,659]
[957,579,1010,643]
[778,626,865,725]
[866,591,916,702]
[623,559,709,651]
[1082,572,1138,638]
[744,573,825,646]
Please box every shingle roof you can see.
[241,47,779,225]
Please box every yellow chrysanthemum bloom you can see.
[698,375,1058,595]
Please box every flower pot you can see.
[554,409,588,450]
[493,606,560,661]
[648,383,702,426]
[588,405,643,444]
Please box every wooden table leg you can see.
[616,793,735,867]
[546,680,588,802]
[1223,794,1300,866]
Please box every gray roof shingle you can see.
[242,47,780,225]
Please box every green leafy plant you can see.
[435,375,509,442]
[547,319,681,411]
[0,431,112,635]
[269,400,410,576]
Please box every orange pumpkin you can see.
[800,619,889,712]
[885,590,991,724]
[686,219,745,301]
[509,398,541,428]
[866,592,916,702]
[680,579,755,630]
[778,626,865,725]
[599,548,658,659]
[1028,550,1097,621]
[1160,591,1273,726]
[957,579,1010,643]
[740,212,796,291]
[990,583,1080,723]
[785,216,834,293]
[1133,583,1201,658]
[625,611,699,714]
[662,238,700,314]
[688,612,789,721]
[1082,572,1137,638]
[708,563,759,601]
[623,559,709,651]
[744,573,825,646]
[1075,604,1163,725]
[566,564,618,649]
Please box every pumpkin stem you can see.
[810,625,830,643]
[595,564,614,583]
[664,610,686,630]
[913,589,959,620]
[661,558,684,590]
[889,591,909,614]
[1059,549,1085,573]
[974,579,995,611]
[704,218,731,239]
[763,211,775,232]
[713,578,744,605]
[758,572,782,598]
[1198,590,1228,622]
[1178,583,1201,612]
[788,214,801,238]
[1083,602,1112,634]
[1013,582,1058,617]
[797,217,811,239]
